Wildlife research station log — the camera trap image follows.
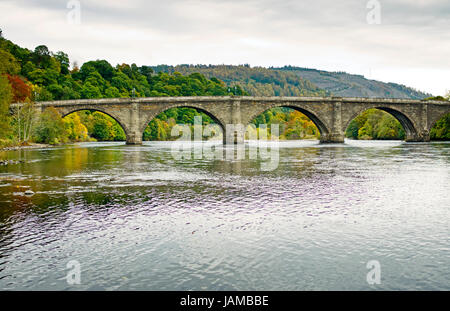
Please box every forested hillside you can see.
[275,66,431,99]
[0,29,448,147]
[152,65,329,97]
[152,64,431,99]
[0,30,242,145]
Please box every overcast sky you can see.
[1,0,449,95]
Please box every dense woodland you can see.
[152,64,432,99]
[0,30,449,147]
[274,66,432,99]
[152,64,329,97]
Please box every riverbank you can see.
[0,143,52,152]
[0,143,53,166]
[0,159,25,166]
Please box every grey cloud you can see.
[6,0,449,34]
[1,0,449,94]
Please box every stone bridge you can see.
[31,96,450,144]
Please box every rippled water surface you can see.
[0,140,449,290]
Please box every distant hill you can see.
[152,64,431,99]
[275,66,431,99]
[151,64,329,97]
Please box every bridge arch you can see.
[244,103,331,138]
[139,104,227,137]
[60,108,131,141]
[343,106,419,141]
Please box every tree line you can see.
[0,30,243,146]
[0,29,448,146]
[152,64,329,97]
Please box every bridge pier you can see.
[405,131,430,142]
[125,102,143,145]
[222,100,246,144]
[126,131,143,145]
[223,124,246,144]
[318,100,346,143]
[319,132,345,144]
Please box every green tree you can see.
[0,75,13,140]
[345,109,406,140]
[104,86,120,98]
[63,113,89,141]
[81,82,102,99]
[91,113,112,141]
[346,120,359,139]
[54,51,70,74]
[89,112,126,141]
[83,60,115,81]
[430,113,450,140]
[33,45,51,68]
[0,49,20,75]
[111,123,126,141]
[35,107,69,144]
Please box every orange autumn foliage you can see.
[6,74,31,102]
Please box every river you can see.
[0,140,449,290]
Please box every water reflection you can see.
[0,141,449,290]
